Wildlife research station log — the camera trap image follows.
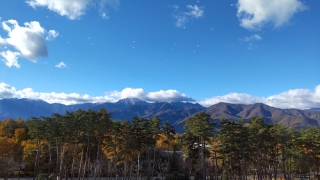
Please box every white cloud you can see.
[237,0,307,30]
[26,0,91,20]
[1,51,21,68]
[109,88,145,100]
[0,36,6,45]
[0,83,194,105]
[199,85,320,109]
[46,30,59,40]
[146,90,194,102]
[240,34,262,42]
[108,88,195,102]
[26,0,120,20]
[266,86,320,109]
[0,82,116,105]
[200,93,265,107]
[2,20,47,61]
[0,19,57,67]
[18,89,115,105]
[55,62,67,68]
[0,82,16,98]
[173,5,204,27]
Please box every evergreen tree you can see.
[184,112,215,180]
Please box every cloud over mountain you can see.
[266,86,320,109]
[199,93,264,107]
[199,85,320,109]
[1,82,320,109]
[237,0,307,30]
[108,88,195,102]
[0,83,194,105]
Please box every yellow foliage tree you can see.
[13,128,27,143]
[21,139,38,171]
[0,137,20,175]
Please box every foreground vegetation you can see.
[1,109,320,180]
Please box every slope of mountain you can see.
[0,98,204,132]
[202,102,320,129]
[115,98,149,108]
[0,98,66,119]
[1,98,320,133]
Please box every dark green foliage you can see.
[165,171,189,180]
[3,110,320,180]
[183,112,215,180]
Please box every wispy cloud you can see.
[101,12,109,19]
[99,0,120,19]
[55,62,67,68]
[185,5,204,18]
[239,34,262,49]
[26,0,120,20]
[173,5,204,27]
[46,30,59,41]
[237,0,307,30]
[240,34,262,42]
[0,19,58,68]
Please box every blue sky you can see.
[0,0,319,109]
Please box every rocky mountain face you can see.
[1,98,320,133]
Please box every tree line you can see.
[0,109,320,180]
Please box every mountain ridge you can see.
[1,98,320,133]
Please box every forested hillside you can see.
[1,110,320,179]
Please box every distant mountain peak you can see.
[116,98,147,106]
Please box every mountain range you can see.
[1,98,320,133]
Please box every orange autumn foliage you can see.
[156,133,178,151]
